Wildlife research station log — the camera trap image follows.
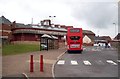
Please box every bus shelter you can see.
[40,34,58,51]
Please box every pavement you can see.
[2,48,66,78]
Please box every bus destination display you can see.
[70,29,80,33]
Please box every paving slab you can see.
[2,48,66,78]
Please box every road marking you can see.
[95,60,104,65]
[83,60,91,65]
[106,60,117,65]
[117,60,120,62]
[57,51,66,59]
[52,51,66,78]
[83,48,86,50]
[71,60,78,65]
[101,48,104,50]
[57,60,65,65]
[22,73,29,79]
[91,49,95,51]
[91,48,101,51]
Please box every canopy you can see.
[41,34,52,38]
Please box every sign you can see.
[70,29,80,33]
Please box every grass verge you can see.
[2,44,40,56]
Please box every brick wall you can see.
[2,24,11,30]
[11,41,40,45]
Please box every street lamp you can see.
[49,16,56,25]
[113,23,116,37]
[49,16,56,18]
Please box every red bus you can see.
[67,28,83,53]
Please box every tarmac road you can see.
[54,46,119,78]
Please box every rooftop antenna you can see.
[31,18,33,25]
[97,29,99,37]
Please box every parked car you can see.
[93,43,98,47]
[41,44,47,50]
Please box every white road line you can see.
[52,51,66,78]
[57,60,65,65]
[83,60,91,65]
[95,60,104,65]
[71,60,78,65]
[92,48,101,51]
[92,49,97,51]
[83,48,86,50]
[22,73,29,79]
[117,60,120,62]
[106,60,117,65]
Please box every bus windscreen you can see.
[70,36,80,40]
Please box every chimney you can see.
[11,21,16,29]
[60,25,66,28]
[41,21,44,26]
[65,26,73,29]
[54,24,59,28]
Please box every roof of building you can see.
[83,30,95,35]
[16,23,30,28]
[83,35,92,43]
[32,25,67,32]
[0,16,95,36]
[41,34,52,38]
[15,23,67,32]
[114,33,120,40]
[41,34,58,39]
[95,36,112,41]
[14,24,96,35]
[0,16,11,24]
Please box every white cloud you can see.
[0,0,118,38]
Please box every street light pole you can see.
[49,16,56,25]
[49,16,56,18]
[113,23,116,37]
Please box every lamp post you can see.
[49,16,56,25]
[49,16,56,18]
[113,23,116,37]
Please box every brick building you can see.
[95,36,112,43]
[1,16,96,48]
[0,16,12,45]
[111,33,120,47]
[11,20,68,48]
[83,30,95,46]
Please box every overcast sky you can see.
[0,0,119,38]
